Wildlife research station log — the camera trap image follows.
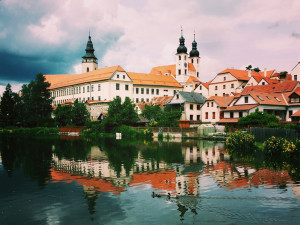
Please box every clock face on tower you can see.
[184,62,187,67]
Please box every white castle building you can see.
[45,31,201,106]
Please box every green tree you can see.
[71,100,90,126]
[245,65,252,70]
[253,67,261,72]
[21,73,53,127]
[104,97,139,131]
[53,104,72,126]
[141,104,161,121]
[0,83,20,127]
[238,109,279,126]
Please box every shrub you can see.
[117,125,139,139]
[226,131,256,155]
[144,128,153,140]
[158,132,163,140]
[263,136,296,159]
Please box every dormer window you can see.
[262,82,265,85]
[176,94,179,99]
[245,96,248,103]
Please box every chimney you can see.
[264,68,267,77]
[248,70,251,78]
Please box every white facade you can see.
[209,73,243,96]
[291,62,300,81]
[201,100,221,124]
[82,59,98,73]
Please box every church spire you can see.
[189,31,199,57]
[177,27,187,54]
[82,33,98,73]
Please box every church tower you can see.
[189,32,200,78]
[82,33,98,73]
[176,28,188,84]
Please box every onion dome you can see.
[82,34,97,61]
[189,35,199,57]
[177,28,187,54]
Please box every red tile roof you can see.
[127,72,182,88]
[217,118,239,123]
[242,81,299,94]
[292,110,300,117]
[186,76,200,83]
[218,69,251,81]
[150,96,173,107]
[45,65,125,89]
[224,104,258,111]
[150,64,176,76]
[188,63,196,71]
[206,96,235,107]
[247,92,287,106]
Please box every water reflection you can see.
[1,136,300,224]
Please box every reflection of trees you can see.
[0,136,53,187]
[140,141,184,164]
[83,187,98,216]
[52,138,91,161]
[100,139,138,177]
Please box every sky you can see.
[1,0,300,95]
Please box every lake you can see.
[1,136,300,225]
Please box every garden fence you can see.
[250,127,299,142]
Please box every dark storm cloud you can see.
[291,32,300,39]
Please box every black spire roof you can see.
[82,34,97,60]
[189,33,199,57]
[177,28,187,54]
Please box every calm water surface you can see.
[1,136,300,225]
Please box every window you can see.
[92,97,94,100]
[87,86,90,92]
[83,87,85,93]
[176,94,179,99]
[151,89,154,95]
[262,82,265,85]
[197,115,200,120]
[173,90,176,95]
[212,112,215,119]
[91,85,94,92]
[136,98,139,102]
[245,97,248,103]
[207,102,209,107]
[164,90,168,92]
[231,83,234,88]
[141,88,144,94]
[184,56,186,60]
[87,67,89,72]
[197,59,199,64]
[289,110,293,118]
[125,84,129,91]
[98,84,101,91]
[224,77,226,81]
[197,72,199,77]
[230,112,234,118]
[257,95,264,101]
[211,102,214,107]
[185,69,187,75]
[141,98,144,102]
[116,83,120,90]
[146,98,149,102]
[274,97,281,102]
[178,69,181,75]
[117,74,119,78]
[223,85,226,89]
[98,96,101,100]
[83,98,85,102]
[146,88,149,94]
[136,88,139,94]
[190,115,193,120]
[215,86,218,90]
[123,75,125,79]
[294,75,297,81]
[197,104,201,110]
[179,55,181,60]
[191,59,194,63]
[190,104,194,110]
[239,112,243,118]
[205,112,208,119]
[156,89,159,95]
[223,93,225,96]
[79,87,81,93]
[200,86,202,90]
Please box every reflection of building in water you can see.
[50,141,227,197]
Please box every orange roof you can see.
[247,92,287,106]
[199,80,211,89]
[45,65,125,89]
[217,118,239,123]
[129,170,176,192]
[50,169,125,194]
[186,76,200,83]
[86,100,111,104]
[206,96,235,107]
[188,63,196,71]
[150,96,173,107]
[242,81,299,94]
[127,72,182,88]
[150,64,176,76]
[224,104,258,111]
[292,110,300,117]
[218,69,251,81]
[272,72,292,80]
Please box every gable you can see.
[210,72,237,84]
[110,71,132,82]
[234,95,257,105]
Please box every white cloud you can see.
[0,82,24,96]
